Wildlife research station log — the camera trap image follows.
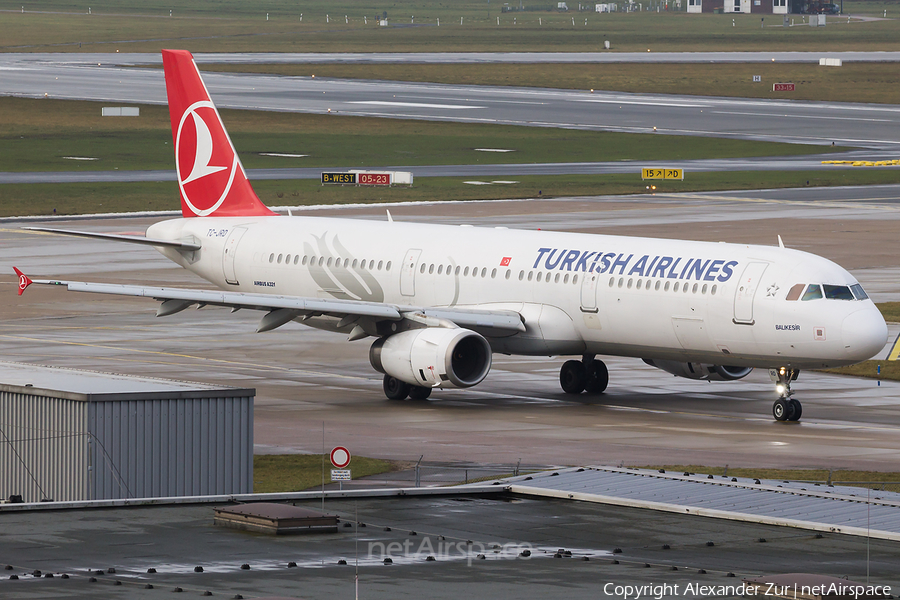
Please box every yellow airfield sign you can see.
[642,168,684,180]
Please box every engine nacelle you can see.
[370,328,492,389]
[643,359,752,382]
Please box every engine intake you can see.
[370,328,492,389]
[643,359,752,382]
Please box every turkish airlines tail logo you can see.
[13,267,33,296]
[162,50,276,218]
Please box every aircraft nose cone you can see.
[842,307,888,361]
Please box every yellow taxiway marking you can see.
[659,192,900,213]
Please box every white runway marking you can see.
[712,110,895,123]
[259,153,308,158]
[348,101,485,110]
[575,97,707,108]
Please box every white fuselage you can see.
[148,215,887,369]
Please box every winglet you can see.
[13,267,33,296]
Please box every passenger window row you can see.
[518,270,579,284]
[607,276,717,296]
[414,264,582,285]
[269,253,391,272]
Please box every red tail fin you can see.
[162,49,276,218]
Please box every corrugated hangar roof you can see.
[501,466,900,542]
[0,361,254,400]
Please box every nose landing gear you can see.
[772,367,802,422]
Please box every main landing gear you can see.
[383,375,432,401]
[560,355,609,395]
[772,367,802,422]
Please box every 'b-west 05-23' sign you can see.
[322,172,393,185]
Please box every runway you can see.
[3,53,900,148]
[4,189,900,471]
[7,51,900,66]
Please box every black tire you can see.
[773,398,789,421]
[408,386,432,400]
[788,399,802,421]
[584,360,609,394]
[383,375,410,400]
[560,360,587,394]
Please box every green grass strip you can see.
[3,5,900,53]
[819,360,900,382]
[253,454,400,493]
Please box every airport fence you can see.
[410,460,552,488]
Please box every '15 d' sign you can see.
[773,83,795,92]
[641,168,684,181]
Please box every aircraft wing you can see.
[15,271,525,336]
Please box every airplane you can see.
[14,49,888,422]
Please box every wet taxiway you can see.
[2,188,900,471]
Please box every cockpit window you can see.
[850,283,869,300]
[786,284,805,301]
[823,284,854,300]
[801,284,823,301]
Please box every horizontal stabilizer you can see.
[22,227,202,251]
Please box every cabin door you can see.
[222,226,247,285]
[400,248,422,296]
[733,262,768,325]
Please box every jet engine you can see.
[642,359,752,381]
[370,327,492,389]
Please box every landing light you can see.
[776,384,786,395]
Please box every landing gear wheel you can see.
[772,367,802,422]
[408,385,432,400]
[584,360,609,394]
[383,375,410,400]
[773,398,790,421]
[560,360,587,394]
[788,399,802,421]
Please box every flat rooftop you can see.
[0,361,254,401]
[1,493,898,600]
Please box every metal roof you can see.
[502,466,900,542]
[0,361,254,401]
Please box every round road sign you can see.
[330,446,351,468]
